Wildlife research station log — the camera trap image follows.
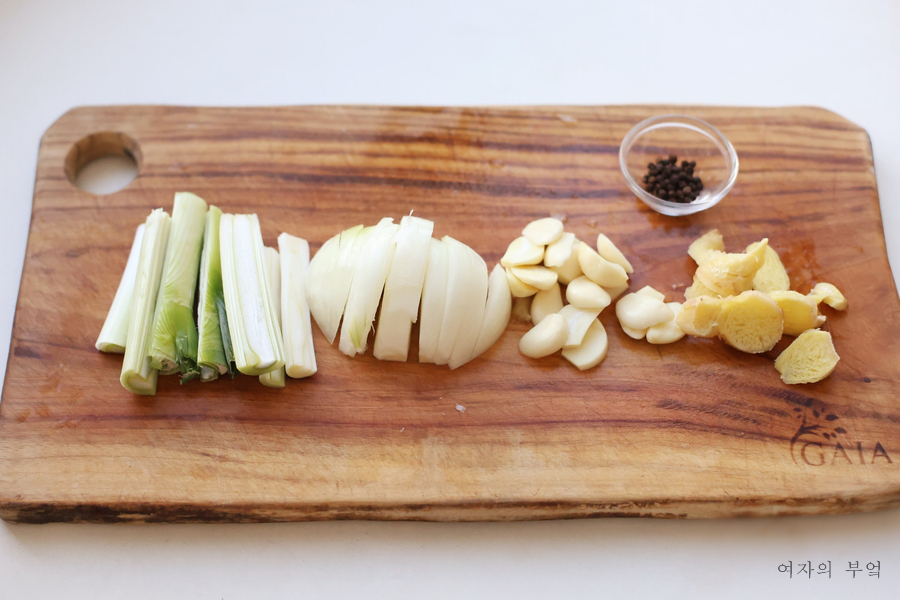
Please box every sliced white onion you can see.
[435,236,486,365]
[447,242,489,369]
[418,238,450,363]
[464,264,512,366]
[306,224,364,344]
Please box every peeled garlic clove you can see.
[500,236,544,268]
[748,242,790,292]
[684,274,724,300]
[562,319,608,370]
[522,217,564,246]
[558,304,602,348]
[544,232,576,268]
[676,296,723,338]
[595,234,633,274]
[768,290,818,336]
[615,293,674,331]
[506,268,539,298]
[549,239,584,284]
[510,265,558,291]
[775,329,840,384]
[647,303,685,344]
[531,282,564,325]
[518,313,569,358]
[635,285,665,301]
[603,281,630,301]
[566,276,611,310]
[688,229,725,265]
[578,242,628,288]
[717,290,783,354]
[809,282,848,310]
[621,324,648,339]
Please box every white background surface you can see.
[1,0,899,598]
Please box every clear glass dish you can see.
[619,115,739,216]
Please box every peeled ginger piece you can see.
[717,290,783,353]
[685,274,725,300]
[688,229,725,265]
[809,282,848,311]
[775,329,840,384]
[748,242,790,292]
[695,239,768,297]
[676,296,723,338]
[562,319,608,370]
[768,290,818,336]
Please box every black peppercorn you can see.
[640,155,704,203]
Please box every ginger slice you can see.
[716,290,783,353]
[775,329,840,384]
[768,290,818,336]
[688,229,725,265]
[684,274,726,300]
[675,295,723,338]
[747,242,790,292]
[695,239,768,296]
[809,282,848,311]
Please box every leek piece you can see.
[196,205,234,381]
[446,238,489,369]
[339,218,399,356]
[373,215,434,361]
[278,233,317,378]
[96,224,145,353]
[418,238,449,363]
[306,224,364,344]
[120,209,171,395]
[148,192,208,381]
[259,247,286,388]
[220,213,285,376]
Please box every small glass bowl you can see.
[619,115,739,216]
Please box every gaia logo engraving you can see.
[790,398,892,466]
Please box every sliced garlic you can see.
[544,232,576,268]
[621,324,648,339]
[768,290,818,336]
[512,296,533,322]
[603,281,630,301]
[717,290,783,354]
[548,239,584,284]
[578,242,629,288]
[748,242,790,292]
[561,319,608,370]
[505,268,539,298]
[775,329,840,384]
[647,303,685,344]
[566,276,611,310]
[522,217,565,246]
[510,265,558,291]
[635,285,665,301]
[557,304,602,348]
[676,296,723,338]
[615,293,674,331]
[531,283,564,325]
[688,229,725,265]
[695,239,768,296]
[518,313,569,358]
[500,236,544,268]
[809,282,848,310]
[595,233,633,274]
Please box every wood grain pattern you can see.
[1,105,899,523]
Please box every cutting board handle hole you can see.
[65,132,141,195]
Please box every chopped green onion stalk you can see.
[278,233,317,378]
[148,192,208,382]
[196,205,234,381]
[220,213,285,376]
[259,247,286,388]
[96,224,145,353]
[121,209,171,395]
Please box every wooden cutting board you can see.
[1,105,899,523]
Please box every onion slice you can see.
[418,238,450,363]
[306,224,364,345]
[460,264,512,368]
